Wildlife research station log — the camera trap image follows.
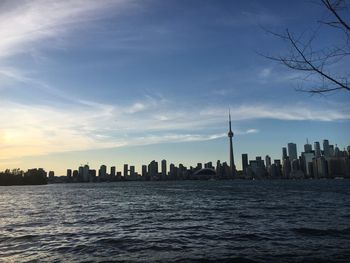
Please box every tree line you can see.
[0,168,48,186]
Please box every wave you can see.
[292,227,350,237]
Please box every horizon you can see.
[1,0,349,175]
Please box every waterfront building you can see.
[148,160,158,179]
[123,164,128,178]
[304,139,312,153]
[323,140,330,157]
[282,147,287,160]
[99,165,107,178]
[142,165,147,178]
[283,157,291,178]
[288,143,298,161]
[314,141,321,157]
[265,155,271,168]
[302,152,315,176]
[83,164,89,182]
[110,166,116,177]
[66,169,72,178]
[242,153,248,173]
[161,159,167,178]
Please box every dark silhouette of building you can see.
[242,153,248,173]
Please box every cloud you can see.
[258,68,271,78]
[0,0,131,58]
[0,97,349,162]
[201,104,350,122]
[245,129,259,134]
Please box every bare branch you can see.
[261,0,350,94]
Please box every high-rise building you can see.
[78,166,84,180]
[304,139,312,153]
[329,145,334,157]
[314,141,321,157]
[83,164,90,182]
[123,164,128,177]
[161,159,167,178]
[265,155,271,168]
[99,165,107,177]
[148,160,158,179]
[141,165,147,179]
[288,143,298,161]
[130,166,136,179]
[283,157,291,178]
[323,139,330,157]
[110,166,116,177]
[227,110,236,176]
[302,152,315,176]
[282,147,288,160]
[242,153,248,172]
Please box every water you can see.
[0,180,350,262]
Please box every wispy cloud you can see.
[0,0,132,58]
[0,98,348,161]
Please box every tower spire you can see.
[228,109,235,177]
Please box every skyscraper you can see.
[228,110,236,176]
[314,141,321,157]
[288,143,298,161]
[161,159,167,178]
[304,139,312,153]
[265,155,271,168]
[323,139,330,157]
[282,147,287,160]
[110,166,116,177]
[99,165,107,177]
[242,153,248,172]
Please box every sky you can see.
[0,0,349,175]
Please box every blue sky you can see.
[0,0,349,174]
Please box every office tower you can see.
[288,143,298,161]
[169,163,176,179]
[314,141,321,157]
[227,110,236,176]
[83,164,89,182]
[130,166,135,179]
[78,166,84,180]
[161,159,167,178]
[110,166,116,177]
[323,139,330,157]
[282,147,287,160]
[304,139,312,153]
[216,160,222,178]
[302,152,315,176]
[99,165,107,177]
[89,169,96,181]
[142,165,147,178]
[72,170,79,180]
[123,164,128,177]
[148,160,158,179]
[66,169,72,178]
[242,153,248,172]
[283,157,291,178]
[335,145,340,157]
[256,156,264,167]
[265,155,271,168]
[329,145,334,157]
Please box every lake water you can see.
[0,180,350,262]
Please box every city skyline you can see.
[1,1,349,175]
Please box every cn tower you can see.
[228,110,236,176]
